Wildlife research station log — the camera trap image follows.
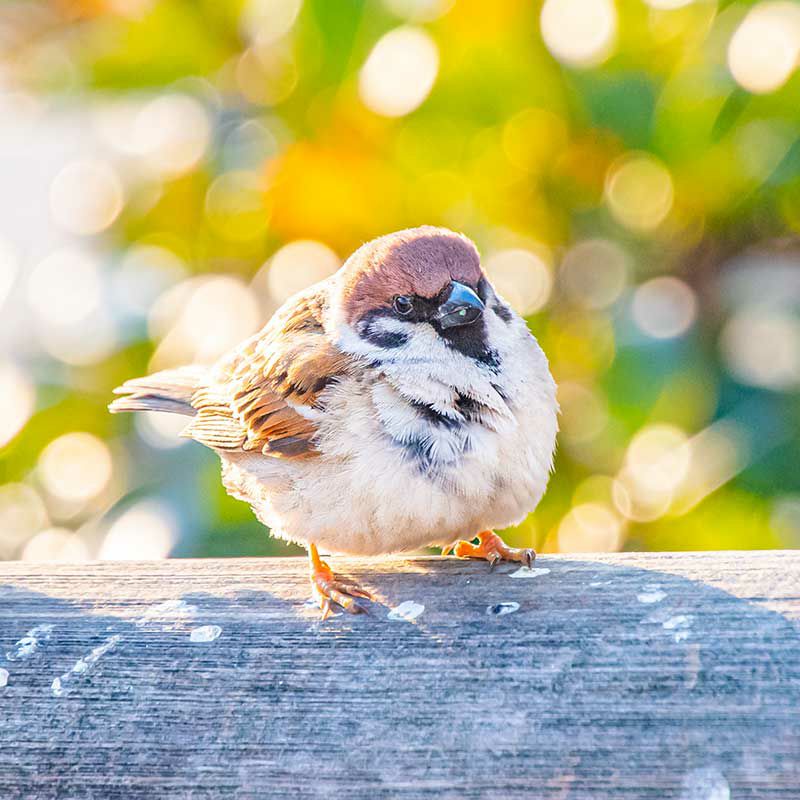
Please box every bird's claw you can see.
[320,597,333,620]
[447,531,536,570]
[311,561,373,618]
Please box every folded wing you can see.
[112,287,353,460]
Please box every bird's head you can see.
[332,226,506,369]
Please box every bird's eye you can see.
[393,295,413,315]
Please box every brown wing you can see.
[183,287,353,459]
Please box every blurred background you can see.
[1,0,799,562]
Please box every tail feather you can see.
[109,366,206,416]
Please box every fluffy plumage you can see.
[111,226,558,574]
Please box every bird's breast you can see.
[317,368,533,497]
[224,334,558,555]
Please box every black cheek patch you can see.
[358,311,410,349]
[493,302,513,323]
[364,329,409,349]
[478,277,513,325]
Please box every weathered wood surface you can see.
[0,551,799,799]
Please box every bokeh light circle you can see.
[0,238,19,310]
[720,310,800,390]
[149,275,262,369]
[263,240,341,305]
[558,502,624,552]
[484,248,553,316]
[101,499,178,560]
[541,0,617,68]
[359,26,439,117]
[133,94,211,177]
[241,0,303,44]
[382,0,454,21]
[728,3,800,94]
[50,159,124,235]
[28,248,102,326]
[560,239,629,309]
[38,432,113,506]
[605,153,674,232]
[625,424,690,496]
[0,484,48,558]
[22,527,90,562]
[0,363,35,449]
[632,276,697,339]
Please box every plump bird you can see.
[110,227,558,617]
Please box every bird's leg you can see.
[308,544,372,619]
[442,530,535,570]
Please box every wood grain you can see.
[0,551,799,799]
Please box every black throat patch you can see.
[437,319,500,369]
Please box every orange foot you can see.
[443,530,535,571]
[308,544,372,619]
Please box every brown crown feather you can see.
[339,226,482,324]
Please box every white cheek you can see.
[393,323,452,364]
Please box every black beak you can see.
[435,282,485,329]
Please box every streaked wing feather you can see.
[183,287,352,459]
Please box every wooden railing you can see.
[1,551,799,798]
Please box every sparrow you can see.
[110,226,559,617]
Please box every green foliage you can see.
[3,0,800,560]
